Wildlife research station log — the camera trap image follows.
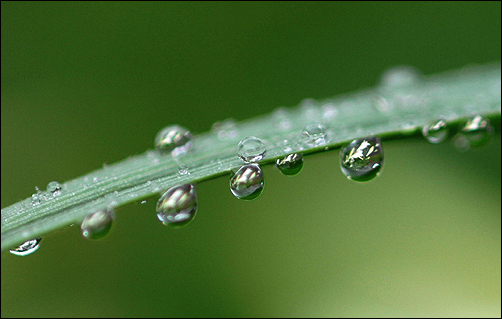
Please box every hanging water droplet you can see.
[177,164,190,175]
[9,237,42,256]
[457,115,493,148]
[379,66,422,88]
[81,209,114,240]
[230,164,264,200]
[276,153,304,176]
[302,123,327,145]
[422,119,449,144]
[156,184,197,227]
[155,125,192,156]
[237,136,266,163]
[46,181,62,197]
[340,137,384,182]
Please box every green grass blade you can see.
[2,63,500,252]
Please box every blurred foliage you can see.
[1,2,500,317]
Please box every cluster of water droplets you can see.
[420,115,493,151]
[31,181,63,206]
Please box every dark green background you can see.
[1,2,500,317]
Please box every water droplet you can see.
[141,200,147,204]
[46,181,62,197]
[9,238,42,256]
[230,164,264,200]
[81,209,114,240]
[321,103,339,121]
[379,66,422,88]
[156,184,197,227]
[276,153,304,176]
[212,119,238,141]
[177,164,190,175]
[422,119,449,144]
[237,136,266,163]
[340,137,384,182]
[155,125,192,156]
[302,123,327,145]
[458,115,493,148]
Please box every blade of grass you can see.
[2,63,500,252]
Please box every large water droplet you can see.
[155,125,192,156]
[230,164,264,200]
[276,153,304,176]
[9,237,42,256]
[422,119,449,144]
[340,137,384,182]
[156,184,197,227]
[237,136,266,162]
[457,115,493,148]
[81,209,114,240]
[302,123,327,145]
[46,181,62,197]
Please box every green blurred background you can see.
[1,2,500,317]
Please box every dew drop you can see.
[379,65,422,88]
[302,123,327,145]
[457,115,493,148]
[177,164,190,175]
[230,164,264,200]
[155,125,192,156]
[422,119,449,144]
[81,209,114,240]
[46,181,62,197]
[9,237,42,256]
[340,137,384,182]
[276,153,304,176]
[212,118,239,141]
[237,136,266,163]
[156,184,197,227]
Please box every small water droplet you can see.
[230,164,264,200]
[46,181,62,197]
[212,119,238,141]
[302,123,327,145]
[31,187,43,206]
[399,120,418,135]
[9,237,42,256]
[93,177,99,183]
[141,200,147,204]
[457,115,493,148]
[81,209,114,240]
[155,125,192,156]
[340,137,384,182]
[321,103,339,121]
[276,153,304,176]
[422,119,449,144]
[156,184,197,227]
[237,136,266,163]
[379,66,422,88]
[177,164,190,175]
